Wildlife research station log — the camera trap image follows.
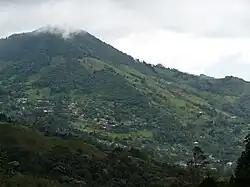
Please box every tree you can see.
[188,146,208,168]
[0,145,8,168]
[28,109,47,131]
[234,133,250,186]
[0,113,7,122]
[185,146,209,186]
[244,134,250,145]
[198,177,218,187]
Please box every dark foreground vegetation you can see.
[0,116,249,187]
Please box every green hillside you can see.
[0,29,249,165]
[0,121,174,187]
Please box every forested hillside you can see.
[0,117,249,186]
[0,28,249,166]
[0,120,171,187]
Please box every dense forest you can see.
[0,116,249,186]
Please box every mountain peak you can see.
[32,25,88,38]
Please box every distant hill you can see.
[0,28,249,163]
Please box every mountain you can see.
[0,28,249,164]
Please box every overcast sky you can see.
[1,0,250,80]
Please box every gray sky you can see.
[1,0,250,80]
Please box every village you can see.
[0,95,238,174]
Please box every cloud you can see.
[205,54,250,80]
[113,29,250,80]
[112,0,250,38]
[0,0,55,5]
[0,0,250,79]
[0,0,150,39]
[2,0,249,38]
